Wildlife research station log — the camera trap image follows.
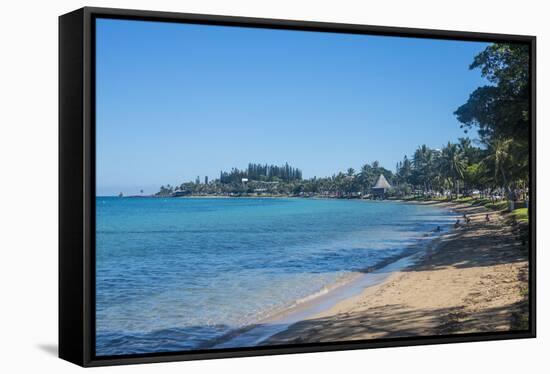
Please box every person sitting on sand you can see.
[454,219,460,228]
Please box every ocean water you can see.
[95,197,453,355]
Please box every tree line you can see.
[394,43,529,200]
[156,161,393,197]
[156,43,529,201]
[220,163,303,184]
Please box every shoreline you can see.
[206,201,457,349]
[211,253,425,349]
[100,197,529,350]
[262,201,529,345]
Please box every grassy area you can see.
[455,196,475,203]
[484,201,509,211]
[469,198,506,210]
[401,195,518,212]
[401,195,449,202]
[511,207,529,223]
[470,198,491,206]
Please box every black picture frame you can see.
[59,6,537,367]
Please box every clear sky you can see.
[96,18,490,196]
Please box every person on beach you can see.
[466,216,471,224]
[435,226,441,232]
[485,214,490,223]
[454,219,460,228]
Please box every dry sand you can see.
[265,202,529,344]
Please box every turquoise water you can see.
[95,197,453,355]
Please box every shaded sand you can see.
[265,202,529,344]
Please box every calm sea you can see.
[95,197,453,355]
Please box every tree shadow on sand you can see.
[263,301,528,346]
[259,214,530,346]
[404,219,528,272]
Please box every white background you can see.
[0,0,547,372]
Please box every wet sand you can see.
[264,201,529,344]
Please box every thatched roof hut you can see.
[373,174,391,189]
[372,174,391,197]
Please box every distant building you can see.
[205,176,209,185]
[372,174,391,198]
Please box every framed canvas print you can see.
[59,7,536,367]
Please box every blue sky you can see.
[96,18,490,196]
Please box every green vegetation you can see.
[484,201,510,211]
[156,44,530,204]
[394,43,529,203]
[220,163,303,184]
[157,161,394,198]
[512,208,529,223]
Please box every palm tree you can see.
[457,137,474,192]
[412,145,435,193]
[424,149,438,193]
[483,137,513,194]
[458,137,472,159]
[440,142,467,199]
[358,164,372,194]
[398,156,413,185]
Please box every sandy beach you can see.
[264,201,529,344]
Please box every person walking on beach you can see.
[485,214,490,223]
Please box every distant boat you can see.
[118,192,124,198]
